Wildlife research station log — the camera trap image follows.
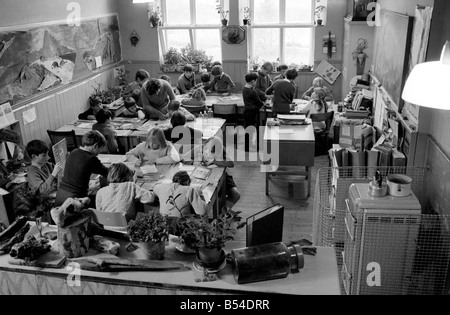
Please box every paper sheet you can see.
[140,164,158,175]
[278,129,294,134]
[22,107,37,125]
[1,103,15,124]
[77,123,93,129]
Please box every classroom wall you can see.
[1,0,119,145]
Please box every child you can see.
[242,72,265,151]
[55,130,109,207]
[209,65,235,96]
[125,69,150,97]
[180,87,208,107]
[92,108,118,154]
[302,76,334,101]
[164,112,202,146]
[78,96,103,120]
[96,163,155,222]
[199,73,212,92]
[265,68,298,116]
[160,74,179,95]
[177,64,197,95]
[303,88,328,132]
[273,63,288,82]
[168,100,196,121]
[126,127,180,165]
[121,97,146,119]
[26,140,62,195]
[255,61,274,101]
[202,136,240,211]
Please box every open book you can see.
[191,166,211,180]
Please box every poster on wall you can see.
[314,60,341,85]
[0,14,122,106]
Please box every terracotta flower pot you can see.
[135,240,166,260]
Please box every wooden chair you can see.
[212,104,238,126]
[310,111,334,156]
[47,130,79,152]
[180,104,207,117]
[91,209,128,233]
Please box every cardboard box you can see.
[339,124,373,150]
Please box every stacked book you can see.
[277,115,306,125]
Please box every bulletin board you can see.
[0,14,122,106]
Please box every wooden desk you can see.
[259,99,309,126]
[177,94,245,114]
[0,224,341,295]
[263,119,315,197]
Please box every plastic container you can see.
[230,242,304,284]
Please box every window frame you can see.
[248,0,316,66]
[158,0,224,61]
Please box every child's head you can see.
[107,162,134,183]
[146,79,162,96]
[89,97,103,114]
[245,72,259,87]
[168,100,181,116]
[124,97,137,113]
[159,74,171,84]
[82,130,107,154]
[131,89,141,103]
[211,61,222,68]
[172,171,191,186]
[278,63,288,76]
[211,65,223,78]
[192,88,205,101]
[200,73,211,84]
[183,64,194,78]
[135,69,150,87]
[95,108,113,124]
[146,128,168,150]
[312,77,324,88]
[311,88,327,111]
[261,62,274,75]
[285,68,299,81]
[26,140,50,165]
[170,111,187,128]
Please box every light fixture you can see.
[402,41,450,110]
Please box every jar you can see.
[230,242,304,284]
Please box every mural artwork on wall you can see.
[0,14,122,106]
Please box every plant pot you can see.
[243,19,248,25]
[316,19,323,26]
[151,20,159,28]
[135,240,166,260]
[196,247,225,266]
[221,19,228,26]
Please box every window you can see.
[159,0,222,62]
[249,0,315,67]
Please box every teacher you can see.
[140,78,175,120]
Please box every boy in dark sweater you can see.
[92,108,118,154]
[78,96,103,120]
[209,65,235,95]
[177,64,196,94]
[255,62,273,101]
[55,130,108,207]
[243,72,265,151]
[265,68,298,116]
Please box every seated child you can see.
[209,65,235,95]
[164,112,202,147]
[160,74,179,95]
[78,96,103,120]
[273,63,288,82]
[303,88,329,132]
[199,72,212,92]
[125,69,150,95]
[153,170,207,218]
[302,76,334,101]
[126,127,180,165]
[96,162,155,222]
[202,136,240,210]
[180,87,208,107]
[177,64,197,95]
[92,108,118,154]
[55,130,109,207]
[26,140,62,195]
[168,100,196,121]
[121,97,146,119]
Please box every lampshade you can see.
[402,41,450,110]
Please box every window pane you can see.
[164,29,190,50]
[165,0,190,25]
[253,28,280,63]
[286,0,313,24]
[285,28,312,66]
[253,0,279,24]
[195,29,221,61]
[195,0,220,25]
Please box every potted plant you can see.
[243,6,250,25]
[248,55,261,71]
[216,4,229,26]
[180,44,213,73]
[162,47,182,72]
[15,185,54,221]
[148,5,162,27]
[128,212,169,260]
[315,5,326,26]
[177,210,243,267]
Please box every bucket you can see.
[387,174,413,197]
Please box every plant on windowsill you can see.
[315,5,326,26]
[243,6,251,25]
[148,5,162,27]
[89,84,123,109]
[180,44,213,73]
[162,47,183,72]
[248,55,261,71]
[216,4,229,26]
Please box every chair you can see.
[212,104,238,126]
[310,111,334,156]
[47,130,79,152]
[91,209,128,232]
[180,104,207,117]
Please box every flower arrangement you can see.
[216,3,229,21]
[128,212,169,243]
[148,5,162,27]
[177,210,243,250]
[243,6,250,21]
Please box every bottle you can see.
[208,108,213,119]
[230,242,304,284]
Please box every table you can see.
[0,224,341,295]
[177,94,245,114]
[263,119,315,197]
[259,99,309,126]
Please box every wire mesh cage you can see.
[312,166,450,295]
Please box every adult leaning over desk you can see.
[55,130,108,207]
[140,78,175,120]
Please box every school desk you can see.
[176,93,246,114]
[262,118,315,197]
[259,99,309,126]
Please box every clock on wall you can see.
[222,26,245,45]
